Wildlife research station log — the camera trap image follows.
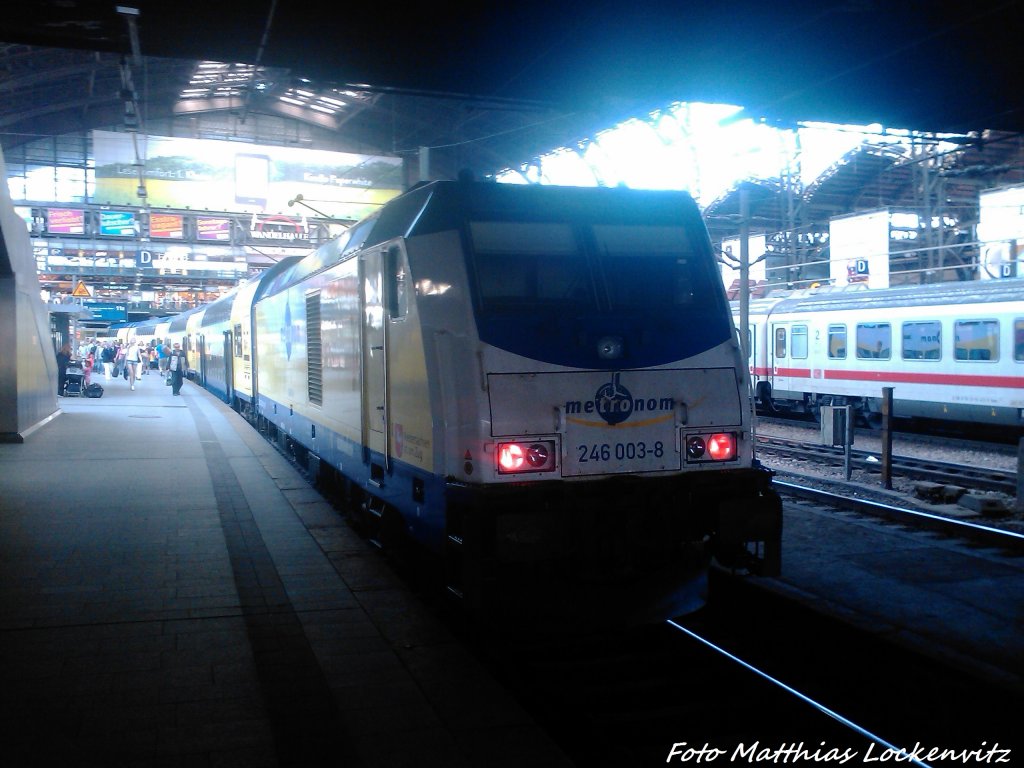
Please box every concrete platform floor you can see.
[0,372,572,767]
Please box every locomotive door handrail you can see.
[379,308,391,474]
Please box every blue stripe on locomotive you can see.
[476,309,733,369]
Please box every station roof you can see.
[1,1,1022,179]
[703,130,1024,243]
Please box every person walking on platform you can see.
[101,342,115,380]
[113,342,125,379]
[56,342,72,396]
[158,341,169,376]
[167,342,189,396]
[124,340,142,390]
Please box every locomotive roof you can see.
[768,279,1024,314]
[259,179,706,297]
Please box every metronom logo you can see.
[564,372,674,426]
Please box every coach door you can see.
[769,322,788,393]
[196,334,207,387]
[222,329,234,404]
[361,248,389,470]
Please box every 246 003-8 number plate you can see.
[577,440,665,463]
[564,423,679,476]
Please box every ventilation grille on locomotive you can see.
[306,291,323,406]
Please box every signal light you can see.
[685,432,737,463]
[496,440,556,474]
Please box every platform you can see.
[0,371,572,767]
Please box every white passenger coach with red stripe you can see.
[736,279,1024,428]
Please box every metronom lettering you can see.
[564,396,674,415]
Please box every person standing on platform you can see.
[56,342,72,396]
[167,342,189,396]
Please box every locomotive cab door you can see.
[360,242,409,477]
[361,248,389,472]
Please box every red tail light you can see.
[685,432,738,463]
[496,440,556,474]
[707,433,736,461]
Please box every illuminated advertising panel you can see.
[93,131,403,220]
[47,208,85,234]
[977,185,1024,279]
[829,209,890,289]
[149,213,184,239]
[245,213,310,245]
[196,217,231,241]
[98,210,137,236]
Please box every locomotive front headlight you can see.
[526,443,550,467]
[686,436,706,459]
[496,440,556,474]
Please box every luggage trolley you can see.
[63,362,85,397]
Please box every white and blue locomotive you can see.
[189,179,781,623]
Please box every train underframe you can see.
[441,466,781,627]
[252,410,781,627]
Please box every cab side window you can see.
[386,245,408,321]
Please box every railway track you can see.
[775,480,1024,552]
[470,566,1023,767]
[756,433,1018,495]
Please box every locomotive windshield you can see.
[469,221,700,313]
[466,216,729,368]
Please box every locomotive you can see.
[736,279,1024,429]
[171,179,782,625]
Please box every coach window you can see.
[1014,318,1024,361]
[828,324,847,359]
[791,325,808,359]
[955,320,999,361]
[902,321,941,360]
[856,323,891,359]
[774,327,786,358]
[386,245,408,320]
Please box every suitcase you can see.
[83,383,104,398]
